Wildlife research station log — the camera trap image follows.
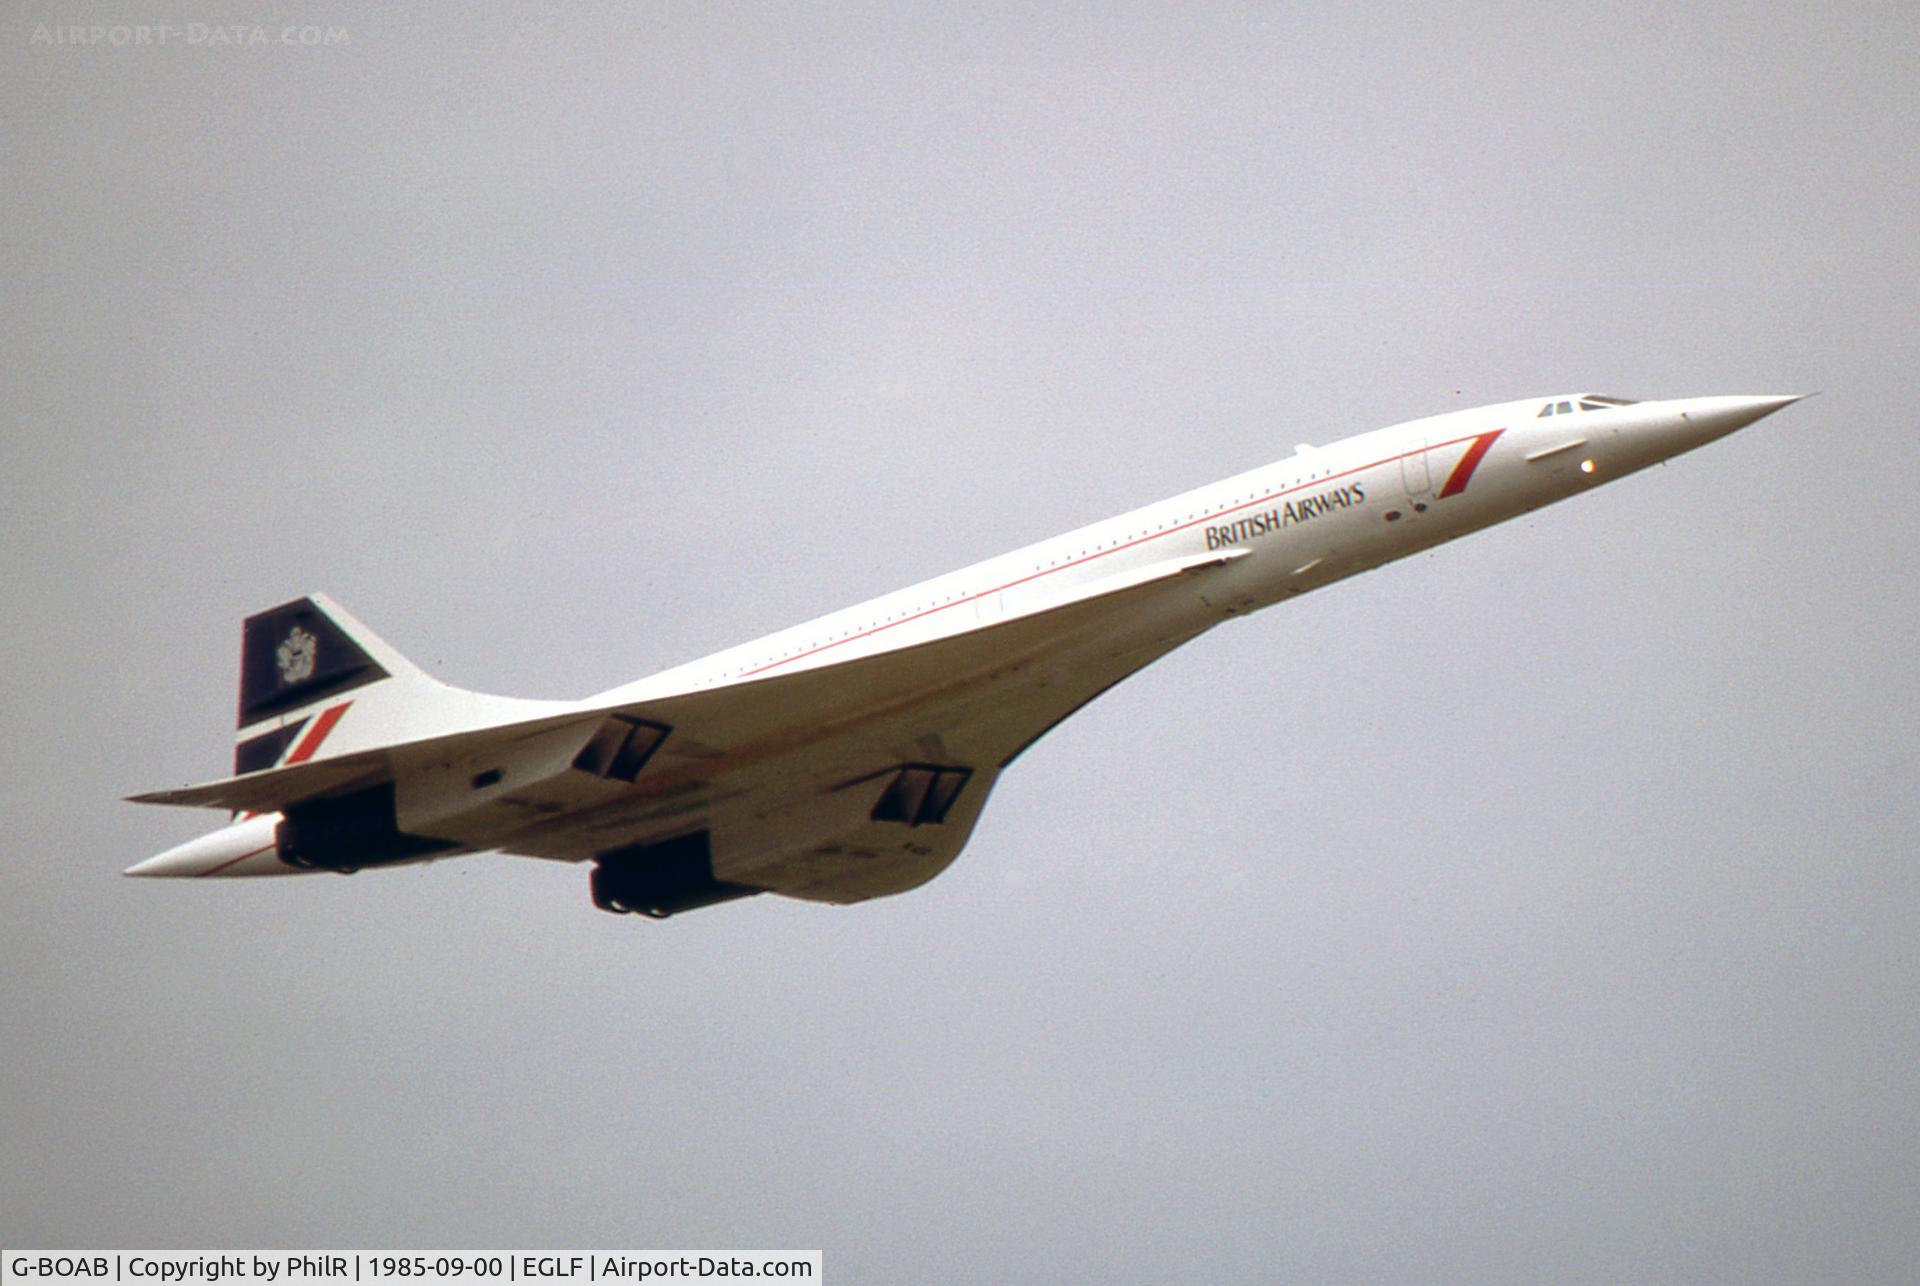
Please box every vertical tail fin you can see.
[232,594,441,774]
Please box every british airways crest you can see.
[276,626,318,684]
[238,598,391,729]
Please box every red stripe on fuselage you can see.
[1437,430,1503,499]
[742,426,1502,679]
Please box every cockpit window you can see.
[1538,393,1638,417]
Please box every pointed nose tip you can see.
[1733,393,1806,425]
[1682,393,1806,437]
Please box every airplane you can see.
[126,392,1803,918]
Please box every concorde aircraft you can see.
[128,392,1802,916]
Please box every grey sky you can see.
[4,2,1918,1281]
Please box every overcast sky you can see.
[4,3,1918,1281]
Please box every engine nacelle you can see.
[278,783,456,872]
[590,831,761,918]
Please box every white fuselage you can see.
[129,392,1798,883]
[602,393,1790,701]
